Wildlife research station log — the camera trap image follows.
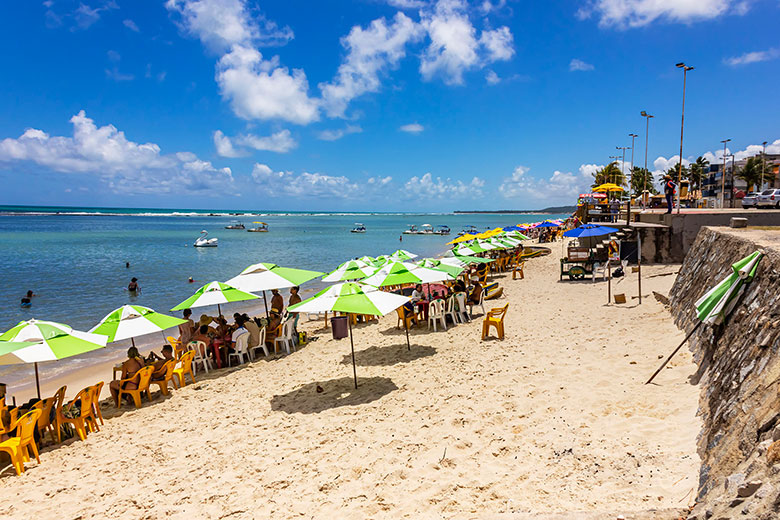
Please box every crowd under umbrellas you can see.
[0,227,532,404]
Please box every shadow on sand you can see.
[340,344,436,367]
[270,376,397,414]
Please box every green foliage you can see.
[687,156,710,192]
[737,156,763,192]
[629,167,658,196]
[591,161,626,188]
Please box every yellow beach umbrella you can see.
[448,233,477,244]
[593,183,623,192]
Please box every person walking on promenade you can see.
[663,175,676,214]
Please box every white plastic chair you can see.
[468,288,486,318]
[454,292,470,323]
[249,327,268,360]
[274,320,296,355]
[228,332,250,366]
[187,340,212,375]
[427,300,447,332]
[591,262,609,282]
[444,296,458,326]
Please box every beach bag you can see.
[613,266,624,278]
[297,331,307,345]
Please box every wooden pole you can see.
[262,291,269,318]
[34,362,41,400]
[637,232,643,305]
[608,262,612,304]
[404,316,411,351]
[348,318,358,389]
[646,320,704,385]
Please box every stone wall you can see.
[668,227,780,519]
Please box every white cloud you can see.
[499,164,596,201]
[420,0,514,85]
[105,51,134,81]
[317,125,363,141]
[724,48,779,66]
[485,70,500,84]
[73,1,117,30]
[214,129,297,156]
[480,0,507,13]
[320,13,423,117]
[386,0,428,8]
[404,172,484,199]
[251,163,362,199]
[400,123,424,133]
[653,155,690,174]
[123,19,140,32]
[569,58,594,71]
[695,138,780,165]
[579,0,743,28]
[216,45,319,124]
[0,111,233,195]
[213,130,248,158]
[165,0,292,53]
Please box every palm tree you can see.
[687,156,709,194]
[591,162,626,188]
[737,156,763,192]
[630,167,658,197]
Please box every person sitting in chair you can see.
[110,347,145,405]
[265,310,283,350]
[150,345,175,379]
[469,279,483,304]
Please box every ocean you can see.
[0,205,567,390]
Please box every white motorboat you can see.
[436,225,451,235]
[194,230,218,247]
[225,220,245,230]
[247,221,268,232]
[404,224,442,235]
[350,223,366,233]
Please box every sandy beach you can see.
[0,252,701,519]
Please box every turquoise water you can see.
[0,207,566,389]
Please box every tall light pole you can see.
[761,140,768,190]
[608,155,621,185]
[720,138,731,208]
[616,146,629,184]
[628,133,638,222]
[675,62,694,214]
[641,111,654,208]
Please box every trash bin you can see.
[331,316,349,340]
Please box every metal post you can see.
[720,139,731,208]
[628,134,637,223]
[348,317,358,389]
[761,141,767,190]
[34,362,41,400]
[637,231,642,305]
[730,154,736,208]
[676,63,694,214]
[641,111,654,208]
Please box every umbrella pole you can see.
[646,320,704,385]
[34,362,41,400]
[637,232,643,305]
[607,262,612,304]
[218,304,222,316]
[348,318,358,389]
[404,318,411,351]
[263,291,269,318]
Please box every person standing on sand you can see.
[271,289,284,314]
[179,309,195,346]
[664,175,676,214]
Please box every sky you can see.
[0,0,778,212]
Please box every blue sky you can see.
[0,0,778,211]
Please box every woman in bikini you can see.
[109,346,145,406]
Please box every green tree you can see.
[591,161,626,188]
[687,156,710,193]
[737,156,763,192]
[630,166,658,197]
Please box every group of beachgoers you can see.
[109,287,302,406]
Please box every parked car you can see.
[741,192,761,208]
[757,188,780,208]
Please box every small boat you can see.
[225,220,245,230]
[247,221,268,232]
[194,230,218,247]
[351,223,366,233]
[404,224,444,235]
[436,225,451,235]
[403,224,418,234]
[457,225,478,237]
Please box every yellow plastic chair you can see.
[482,303,509,340]
[116,366,154,409]
[33,397,56,442]
[0,409,42,475]
[512,261,525,280]
[0,405,19,438]
[48,385,67,444]
[58,387,99,441]
[395,307,417,329]
[167,336,183,358]
[90,381,105,426]
[172,351,196,388]
[150,360,176,396]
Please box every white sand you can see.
[0,253,701,518]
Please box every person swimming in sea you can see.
[20,290,34,308]
[127,277,140,293]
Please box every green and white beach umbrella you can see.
[226,262,324,293]
[323,260,376,282]
[388,249,418,262]
[90,305,187,345]
[356,256,377,266]
[416,258,465,278]
[454,242,486,255]
[442,249,493,265]
[373,255,391,266]
[288,282,411,388]
[171,281,259,312]
[695,250,763,325]
[0,319,109,398]
[505,231,530,241]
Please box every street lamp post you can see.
[761,140,768,190]
[628,133,638,222]
[616,146,630,224]
[608,156,620,185]
[641,111,654,208]
[675,62,694,214]
[720,138,731,208]
[728,154,736,208]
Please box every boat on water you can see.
[404,224,450,235]
[194,230,218,247]
[225,220,245,230]
[457,225,478,237]
[247,221,268,232]
[351,223,366,233]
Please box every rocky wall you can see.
[668,227,780,519]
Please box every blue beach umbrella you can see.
[534,221,560,229]
[563,224,618,238]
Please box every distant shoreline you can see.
[455,206,576,215]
